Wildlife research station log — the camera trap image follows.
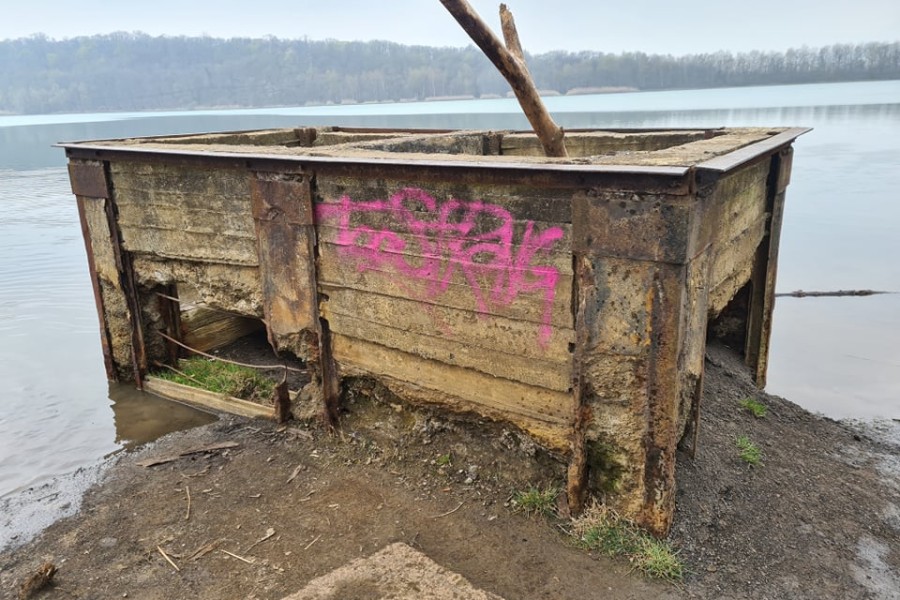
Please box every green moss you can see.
[587,439,626,494]
[157,357,276,403]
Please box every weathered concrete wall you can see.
[65,127,802,536]
[314,175,577,451]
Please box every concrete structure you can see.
[62,126,806,534]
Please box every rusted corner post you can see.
[73,192,117,382]
[566,253,592,516]
[439,0,568,157]
[69,159,145,387]
[745,147,793,387]
[250,171,341,429]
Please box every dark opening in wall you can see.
[707,280,752,356]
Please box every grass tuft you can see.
[739,397,768,418]
[157,357,276,403]
[573,504,683,582]
[510,486,559,517]
[736,435,762,465]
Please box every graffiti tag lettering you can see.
[315,187,564,347]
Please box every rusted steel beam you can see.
[94,162,147,388]
[566,253,592,516]
[317,318,341,429]
[250,171,341,428]
[75,195,116,381]
[159,284,182,366]
[696,127,810,173]
[745,147,792,387]
[640,263,685,536]
[60,142,689,177]
[250,173,317,344]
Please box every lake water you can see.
[1,80,898,545]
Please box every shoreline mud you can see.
[2,344,899,599]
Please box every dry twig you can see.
[157,546,180,572]
[244,527,276,553]
[188,539,223,561]
[304,534,322,550]
[431,501,465,519]
[220,549,255,564]
[287,464,305,484]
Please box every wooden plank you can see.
[331,334,573,450]
[320,285,573,363]
[317,242,574,330]
[145,376,274,419]
[322,308,571,391]
[111,162,257,266]
[181,308,265,353]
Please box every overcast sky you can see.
[3,0,898,55]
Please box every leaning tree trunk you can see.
[439,0,568,157]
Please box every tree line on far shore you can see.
[1,33,898,114]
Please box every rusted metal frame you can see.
[641,263,686,536]
[303,174,341,429]
[744,147,792,386]
[158,284,183,366]
[695,127,810,173]
[69,159,146,386]
[307,161,692,197]
[250,170,315,347]
[688,369,705,460]
[566,253,592,516]
[249,169,341,428]
[74,194,117,381]
[102,174,149,389]
[686,247,712,460]
[60,143,690,181]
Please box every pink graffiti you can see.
[315,187,564,348]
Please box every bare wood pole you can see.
[439,0,568,157]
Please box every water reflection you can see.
[108,383,217,450]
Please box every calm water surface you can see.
[1,80,898,545]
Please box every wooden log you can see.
[439,0,567,157]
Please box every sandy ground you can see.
[2,344,899,600]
